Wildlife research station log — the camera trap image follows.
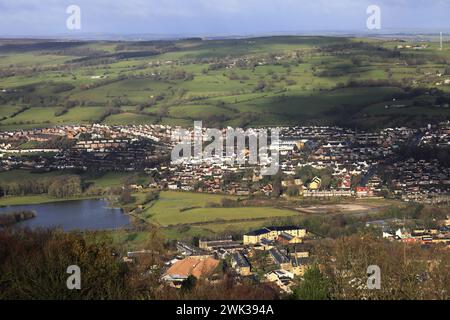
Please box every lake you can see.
[0,199,130,231]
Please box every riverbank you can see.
[0,210,36,227]
[0,194,108,207]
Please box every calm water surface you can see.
[0,199,130,231]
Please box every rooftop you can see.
[164,256,219,279]
[269,248,291,265]
[245,226,304,236]
[231,252,250,268]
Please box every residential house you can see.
[230,252,252,276]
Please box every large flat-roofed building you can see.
[243,226,307,245]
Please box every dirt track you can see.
[297,203,386,215]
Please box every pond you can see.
[0,199,130,231]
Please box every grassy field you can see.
[140,191,298,227]
[0,106,106,126]
[103,113,158,125]
[0,179,301,239]
[1,36,449,130]
[0,194,99,207]
[0,168,400,241]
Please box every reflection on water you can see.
[0,199,130,231]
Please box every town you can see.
[1,122,449,204]
[1,121,449,297]
[121,218,450,295]
[2,0,450,305]
[1,118,449,295]
[160,225,312,294]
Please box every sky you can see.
[0,0,450,37]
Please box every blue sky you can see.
[0,0,449,36]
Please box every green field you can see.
[0,175,301,238]
[103,112,158,125]
[0,169,399,241]
[0,194,99,207]
[0,106,106,125]
[1,36,449,130]
[141,191,298,227]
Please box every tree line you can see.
[0,211,36,227]
[0,175,82,198]
[293,234,450,300]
